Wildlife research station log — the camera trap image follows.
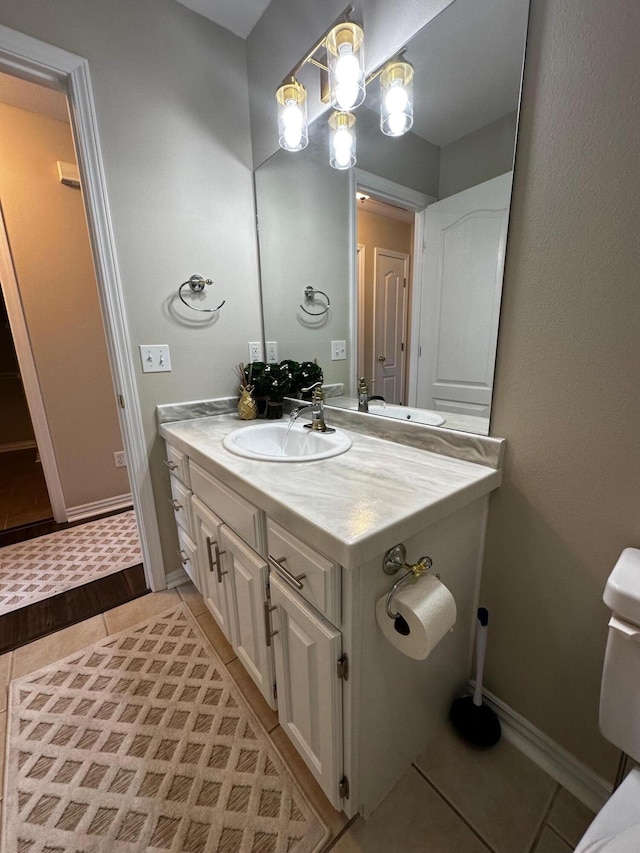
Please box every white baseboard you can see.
[66,493,133,522]
[478,685,612,813]
[0,440,37,453]
[165,567,189,589]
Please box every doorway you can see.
[0,71,130,534]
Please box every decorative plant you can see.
[297,361,323,399]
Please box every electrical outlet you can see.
[266,341,278,363]
[331,340,347,361]
[139,344,171,373]
[248,341,264,362]
[114,451,127,468]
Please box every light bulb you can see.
[282,101,303,148]
[385,84,409,115]
[336,47,360,83]
[333,126,353,168]
[387,111,409,136]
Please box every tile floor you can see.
[0,584,597,852]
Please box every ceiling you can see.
[172,0,272,39]
[0,72,68,122]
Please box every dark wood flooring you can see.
[0,564,149,654]
[0,447,53,530]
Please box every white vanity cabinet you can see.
[163,444,200,590]
[191,495,235,644]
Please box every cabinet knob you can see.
[169,498,182,512]
[163,459,179,471]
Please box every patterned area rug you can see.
[2,604,329,853]
[0,511,141,616]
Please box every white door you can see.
[373,249,409,404]
[416,172,512,416]
[222,526,276,710]
[191,496,235,643]
[270,571,344,809]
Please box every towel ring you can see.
[300,285,330,316]
[178,274,226,313]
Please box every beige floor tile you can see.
[547,787,595,847]
[226,658,279,733]
[0,651,12,713]
[176,580,207,616]
[0,709,5,798]
[270,726,349,840]
[103,589,180,634]
[12,615,107,679]
[532,827,573,853]
[415,726,556,853]
[196,609,236,665]
[331,766,490,853]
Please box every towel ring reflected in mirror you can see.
[300,285,330,316]
[178,274,226,312]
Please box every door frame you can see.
[0,25,165,591]
[350,168,435,400]
[0,206,67,521]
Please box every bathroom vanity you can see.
[159,407,503,818]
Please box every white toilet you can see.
[575,548,640,852]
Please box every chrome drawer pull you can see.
[268,555,306,590]
[163,459,179,471]
[169,498,182,512]
[177,549,189,566]
[263,600,278,647]
[205,535,216,574]
[214,542,228,584]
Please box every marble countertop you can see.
[160,413,501,569]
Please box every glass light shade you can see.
[380,60,414,137]
[276,79,309,151]
[329,111,356,170]
[326,22,365,111]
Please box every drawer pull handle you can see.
[169,498,182,512]
[163,459,179,471]
[205,535,216,574]
[263,600,278,647]
[214,542,228,584]
[177,549,189,566]
[268,555,306,590]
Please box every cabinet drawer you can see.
[189,461,265,553]
[164,442,190,487]
[176,527,198,589]
[169,475,193,537]
[267,518,340,624]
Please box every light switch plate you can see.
[139,344,172,373]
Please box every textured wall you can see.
[483,0,640,781]
[0,102,129,507]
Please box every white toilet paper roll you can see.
[375,574,457,660]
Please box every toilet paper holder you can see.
[383,544,434,620]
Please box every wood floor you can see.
[0,564,149,654]
[0,447,53,530]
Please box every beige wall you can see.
[357,209,412,385]
[0,102,128,506]
[0,0,262,574]
[483,0,640,782]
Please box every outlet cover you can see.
[266,341,278,363]
[248,341,264,362]
[331,340,347,361]
[139,344,171,373]
[114,451,127,468]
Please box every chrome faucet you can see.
[290,382,335,433]
[358,377,386,413]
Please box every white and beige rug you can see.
[0,511,141,616]
[2,604,329,853]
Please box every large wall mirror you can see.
[254,0,530,435]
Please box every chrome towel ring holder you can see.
[300,285,330,316]
[178,274,226,313]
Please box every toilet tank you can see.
[600,548,640,762]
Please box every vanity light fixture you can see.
[275,7,415,169]
[380,60,414,137]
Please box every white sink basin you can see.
[223,421,352,462]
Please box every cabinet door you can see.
[270,571,344,809]
[221,526,276,710]
[192,496,236,644]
